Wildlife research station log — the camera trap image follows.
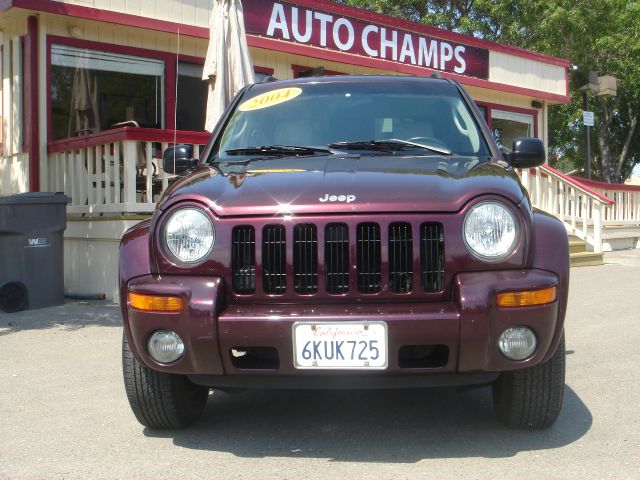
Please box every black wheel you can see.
[492,332,565,429]
[122,332,209,428]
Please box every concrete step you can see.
[569,240,586,254]
[570,251,604,267]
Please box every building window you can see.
[490,109,535,150]
[291,64,346,78]
[50,44,165,140]
[254,66,275,83]
[176,61,207,132]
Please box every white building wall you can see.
[43,14,209,57]
[0,23,29,195]
[53,0,213,28]
[489,51,566,97]
[64,218,146,300]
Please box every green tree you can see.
[338,0,640,182]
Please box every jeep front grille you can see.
[357,223,382,293]
[262,225,286,294]
[231,226,256,294]
[230,221,444,296]
[389,222,413,293]
[421,223,445,292]
[294,224,318,294]
[324,223,350,294]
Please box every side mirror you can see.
[508,137,546,168]
[163,145,198,175]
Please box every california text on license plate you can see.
[293,322,388,369]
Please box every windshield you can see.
[210,80,491,162]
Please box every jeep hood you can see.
[159,155,526,216]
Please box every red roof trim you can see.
[4,0,569,67]
[574,176,640,193]
[26,15,39,191]
[48,127,210,154]
[249,36,570,103]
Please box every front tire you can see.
[492,332,565,429]
[122,333,209,428]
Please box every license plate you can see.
[293,322,388,369]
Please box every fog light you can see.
[148,330,184,363]
[498,327,537,361]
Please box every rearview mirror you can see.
[508,137,546,169]
[163,145,198,175]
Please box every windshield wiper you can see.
[225,145,333,156]
[328,139,451,155]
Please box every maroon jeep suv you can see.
[120,76,568,430]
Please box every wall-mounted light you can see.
[531,100,543,109]
[68,25,82,38]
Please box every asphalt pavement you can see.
[1,250,639,479]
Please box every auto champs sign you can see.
[244,0,490,80]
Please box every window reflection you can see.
[50,45,164,140]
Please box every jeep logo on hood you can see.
[319,194,356,203]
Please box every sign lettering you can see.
[244,0,489,79]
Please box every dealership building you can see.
[0,0,570,300]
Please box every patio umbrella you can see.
[68,66,100,137]
[202,0,255,132]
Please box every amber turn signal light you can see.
[128,292,184,312]
[496,286,557,308]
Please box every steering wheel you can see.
[407,136,449,150]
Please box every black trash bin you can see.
[0,192,70,312]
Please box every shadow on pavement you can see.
[0,300,121,335]
[146,385,591,462]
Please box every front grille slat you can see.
[420,223,445,292]
[294,224,318,294]
[357,223,381,293]
[389,222,413,293]
[231,226,256,294]
[325,223,349,293]
[263,225,286,294]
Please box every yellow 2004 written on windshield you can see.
[239,87,302,112]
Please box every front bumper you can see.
[124,269,561,387]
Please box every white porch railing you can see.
[573,177,640,226]
[47,127,210,214]
[517,165,616,253]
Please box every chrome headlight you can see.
[463,201,519,260]
[164,207,215,264]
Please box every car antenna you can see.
[173,29,180,174]
[430,71,443,79]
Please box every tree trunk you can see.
[596,96,637,184]
[597,98,615,182]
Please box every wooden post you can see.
[122,141,137,206]
[145,141,153,203]
[593,202,602,253]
